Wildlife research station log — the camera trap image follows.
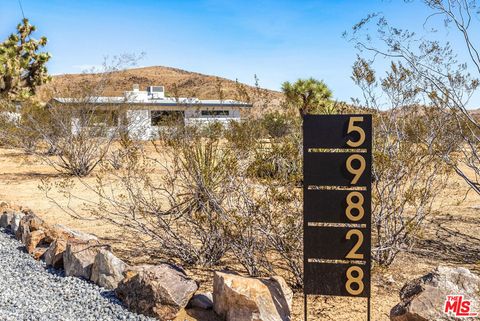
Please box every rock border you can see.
[0,202,293,321]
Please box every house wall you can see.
[125,107,242,140]
[127,110,153,140]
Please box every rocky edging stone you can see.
[0,202,294,321]
[390,266,480,321]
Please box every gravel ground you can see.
[0,228,157,321]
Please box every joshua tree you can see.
[281,78,333,116]
[0,18,51,100]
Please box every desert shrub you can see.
[349,1,480,196]
[247,131,302,183]
[200,121,224,140]
[257,184,303,288]
[219,181,268,276]
[32,104,116,177]
[371,108,450,266]
[260,111,292,138]
[352,59,451,267]
[50,137,240,267]
[104,135,143,170]
[0,100,47,153]
[224,119,265,155]
[163,138,237,265]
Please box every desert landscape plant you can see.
[0,18,51,101]
[282,78,334,115]
[348,0,480,196]
[0,18,51,149]
[352,57,451,266]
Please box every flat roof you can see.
[52,97,253,108]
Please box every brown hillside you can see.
[38,66,283,116]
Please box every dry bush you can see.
[371,109,450,266]
[260,111,293,138]
[247,132,302,184]
[47,137,240,267]
[256,185,303,288]
[35,104,117,176]
[0,99,45,153]
[348,0,480,195]
[43,108,305,287]
[224,118,264,156]
[1,55,144,176]
[352,58,451,267]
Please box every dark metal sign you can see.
[303,114,372,319]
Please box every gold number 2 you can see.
[346,266,364,296]
[346,117,365,147]
[346,154,366,184]
[345,229,364,259]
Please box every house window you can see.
[201,110,230,116]
[151,110,184,126]
[82,110,119,126]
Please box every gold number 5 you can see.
[347,117,365,147]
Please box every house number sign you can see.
[303,114,372,320]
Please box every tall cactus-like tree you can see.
[0,18,51,100]
[281,78,333,116]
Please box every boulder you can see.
[25,230,47,254]
[51,224,98,241]
[90,248,127,290]
[390,266,480,321]
[10,213,25,234]
[44,238,68,269]
[0,212,14,229]
[32,247,48,260]
[15,213,49,244]
[45,226,97,269]
[116,264,198,320]
[63,239,102,279]
[213,272,293,321]
[188,292,214,310]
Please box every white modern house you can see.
[51,85,252,140]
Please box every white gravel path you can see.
[0,228,157,321]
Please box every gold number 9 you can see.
[346,154,366,184]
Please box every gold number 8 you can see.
[346,266,364,296]
[346,192,364,221]
[346,154,366,184]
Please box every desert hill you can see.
[39,66,283,115]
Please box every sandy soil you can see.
[0,147,479,321]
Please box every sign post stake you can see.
[304,293,308,321]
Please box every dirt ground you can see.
[0,147,479,321]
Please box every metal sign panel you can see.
[303,114,372,301]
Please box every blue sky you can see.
[1,0,478,106]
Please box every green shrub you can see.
[260,111,292,138]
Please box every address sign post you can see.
[303,114,372,321]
